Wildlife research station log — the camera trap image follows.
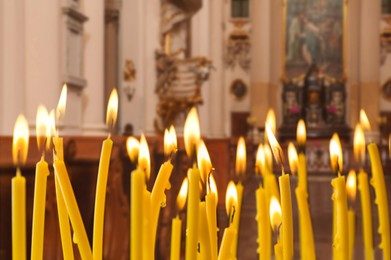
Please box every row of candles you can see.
[8,83,390,259]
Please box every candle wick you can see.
[16,167,21,177]
[169,148,177,162]
[230,206,236,224]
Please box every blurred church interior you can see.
[0,0,391,259]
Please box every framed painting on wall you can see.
[283,0,346,80]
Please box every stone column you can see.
[360,0,381,131]
[82,0,106,135]
[208,0,226,137]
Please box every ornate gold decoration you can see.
[225,29,251,71]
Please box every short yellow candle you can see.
[93,88,118,260]
[218,181,238,260]
[329,133,349,260]
[11,114,29,260]
[266,125,294,260]
[270,197,282,260]
[171,178,188,260]
[353,123,373,259]
[368,143,390,260]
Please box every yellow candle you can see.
[256,186,271,260]
[185,168,200,260]
[218,226,236,260]
[143,189,153,260]
[11,114,29,260]
[205,176,218,260]
[270,196,282,260]
[346,170,357,260]
[274,242,283,260]
[297,153,307,192]
[348,210,355,259]
[31,159,50,260]
[368,143,390,260]
[198,201,212,259]
[130,168,145,260]
[170,215,182,260]
[295,187,316,259]
[358,170,374,260]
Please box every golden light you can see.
[353,123,365,165]
[184,107,201,158]
[46,110,56,150]
[269,196,282,232]
[346,170,357,203]
[36,105,49,153]
[138,134,151,179]
[106,88,119,130]
[126,136,139,162]
[360,109,371,131]
[225,181,238,217]
[329,133,343,174]
[236,136,246,176]
[56,84,67,120]
[288,142,298,175]
[12,114,30,166]
[265,109,276,134]
[164,126,177,157]
[208,174,218,198]
[176,178,188,211]
[264,144,273,171]
[296,119,306,147]
[255,144,265,175]
[197,140,213,183]
[265,124,285,165]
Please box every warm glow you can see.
[126,136,139,163]
[197,140,213,183]
[353,123,365,165]
[264,144,273,171]
[236,136,246,176]
[56,84,67,120]
[265,109,276,134]
[208,174,218,198]
[176,178,188,211]
[225,181,238,217]
[36,105,49,152]
[269,196,282,232]
[266,124,285,165]
[138,134,151,179]
[13,114,30,166]
[329,133,343,174]
[47,110,55,150]
[184,107,201,158]
[296,119,306,147]
[164,126,177,157]
[288,142,299,175]
[255,144,265,175]
[106,88,119,130]
[360,109,371,131]
[346,170,357,202]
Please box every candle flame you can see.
[269,196,282,232]
[288,142,298,175]
[176,178,188,211]
[56,84,67,121]
[255,144,265,175]
[164,126,177,157]
[138,134,150,179]
[184,107,201,158]
[353,123,365,165]
[346,170,357,202]
[36,105,49,153]
[208,174,218,198]
[47,110,55,150]
[264,109,276,144]
[197,140,213,183]
[360,109,371,131]
[236,136,246,176]
[329,133,343,174]
[296,119,306,147]
[225,181,238,217]
[266,124,285,166]
[126,136,139,163]
[13,114,30,166]
[106,88,118,130]
[264,144,273,172]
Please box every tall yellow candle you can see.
[266,125,293,260]
[12,114,29,260]
[255,186,271,260]
[93,88,118,260]
[171,178,188,260]
[270,196,282,260]
[368,143,390,260]
[346,170,357,260]
[143,189,153,260]
[329,133,349,260]
[185,168,200,260]
[218,181,238,260]
[198,201,212,259]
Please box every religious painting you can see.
[284,0,344,79]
